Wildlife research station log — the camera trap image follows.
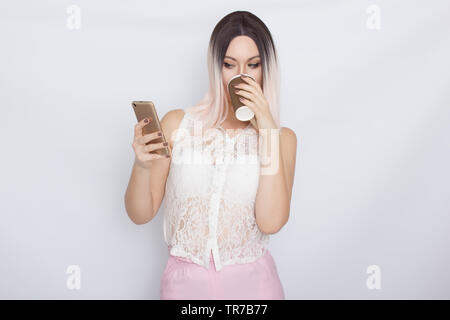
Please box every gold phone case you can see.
[132,101,170,156]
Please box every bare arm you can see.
[254,127,298,234]
[124,109,185,225]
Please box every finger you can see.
[137,130,163,145]
[236,87,265,109]
[240,76,263,95]
[134,117,153,138]
[236,89,261,105]
[143,141,168,153]
[139,152,167,162]
[238,97,258,115]
[234,82,259,97]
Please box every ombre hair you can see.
[186,10,281,131]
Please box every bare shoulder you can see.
[280,126,297,147]
[160,108,185,127]
[160,108,185,149]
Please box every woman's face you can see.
[222,35,262,101]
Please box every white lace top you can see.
[162,109,269,271]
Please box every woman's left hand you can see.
[234,75,278,131]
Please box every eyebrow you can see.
[224,55,260,62]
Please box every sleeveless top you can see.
[162,109,269,271]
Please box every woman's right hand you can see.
[132,117,170,169]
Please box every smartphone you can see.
[132,101,170,157]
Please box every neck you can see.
[224,99,240,123]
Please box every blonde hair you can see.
[186,11,281,131]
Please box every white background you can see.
[1,0,449,299]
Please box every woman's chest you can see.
[168,130,260,203]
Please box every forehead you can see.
[225,35,259,58]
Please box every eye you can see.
[223,62,260,69]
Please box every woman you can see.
[124,10,297,300]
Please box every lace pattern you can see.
[163,110,269,271]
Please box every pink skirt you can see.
[160,250,285,300]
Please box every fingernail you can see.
[158,132,162,136]
[144,118,148,123]
[166,154,171,158]
[163,142,168,146]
